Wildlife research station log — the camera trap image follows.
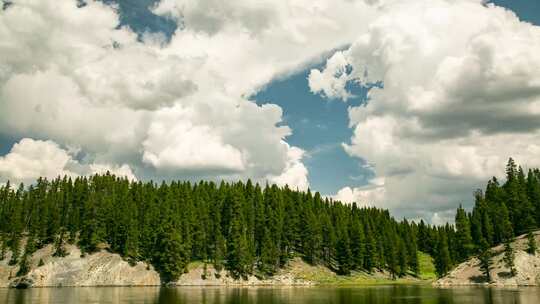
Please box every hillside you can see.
[1,243,434,288]
[0,174,433,285]
[435,231,540,286]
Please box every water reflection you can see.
[1,285,539,304]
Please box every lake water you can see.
[2,285,540,304]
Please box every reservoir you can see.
[2,285,540,304]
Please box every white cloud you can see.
[0,138,77,184]
[4,0,540,223]
[311,0,540,219]
[334,177,386,206]
[3,0,368,186]
[268,144,309,191]
[0,138,136,185]
[89,163,138,181]
[308,52,353,100]
[142,107,245,172]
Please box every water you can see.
[1,285,540,304]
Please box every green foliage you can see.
[478,240,492,282]
[527,231,537,255]
[455,205,474,262]
[434,233,451,278]
[503,240,516,277]
[16,254,30,277]
[335,230,352,275]
[153,226,190,283]
[417,251,436,280]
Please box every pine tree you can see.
[258,227,278,276]
[349,217,365,270]
[226,189,251,278]
[455,205,474,262]
[53,228,68,257]
[16,254,30,277]
[336,230,353,275]
[363,221,377,272]
[8,235,20,266]
[398,239,408,277]
[213,231,226,274]
[503,239,516,276]
[478,240,492,282]
[527,231,537,255]
[434,233,451,278]
[153,226,189,283]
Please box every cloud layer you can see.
[2,0,540,222]
[310,0,540,220]
[0,0,382,190]
[0,138,136,185]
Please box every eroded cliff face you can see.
[0,244,313,288]
[435,232,540,287]
[1,244,160,287]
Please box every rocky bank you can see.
[0,244,314,288]
[435,231,540,287]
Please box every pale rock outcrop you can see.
[0,244,314,287]
[435,231,540,286]
[1,244,160,288]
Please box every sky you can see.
[1,0,540,224]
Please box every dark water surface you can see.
[2,285,540,304]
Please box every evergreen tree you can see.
[226,189,251,278]
[527,231,537,255]
[153,226,189,283]
[258,227,278,276]
[336,229,353,275]
[478,240,492,282]
[363,221,377,272]
[434,233,451,278]
[502,239,516,276]
[349,217,365,270]
[397,239,408,277]
[454,205,473,262]
[213,231,226,273]
[53,228,68,257]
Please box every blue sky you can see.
[1,0,540,222]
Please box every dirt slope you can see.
[435,231,540,286]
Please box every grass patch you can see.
[418,251,436,280]
[290,254,436,286]
[186,260,206,271]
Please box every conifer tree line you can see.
[432,158,540,279]
[0,174,431,282]
[1,158,538,282]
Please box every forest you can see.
[0,158,539,283]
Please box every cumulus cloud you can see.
[0,0,381,189]
[308,52,353,100]
[5,0,539,223]
[142,107,246,173]
[268,144,309,191]
[3,0,376,186]
[0,138,136,185]
[310,0,540,221]
[333,177,386,205]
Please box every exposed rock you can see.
[0,244,160,287]
[0,244,313,287]
[435,231,540,287]
[175,258,314,286]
